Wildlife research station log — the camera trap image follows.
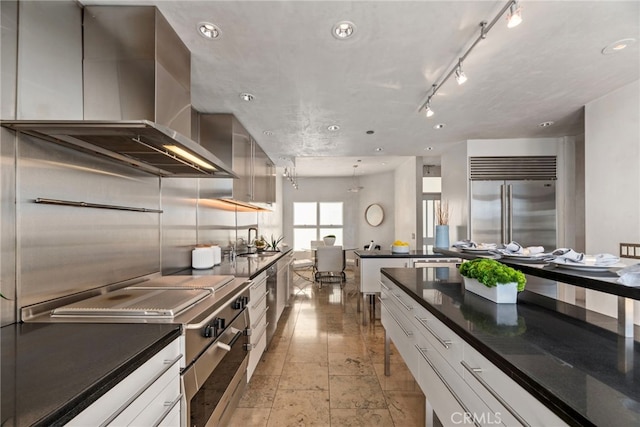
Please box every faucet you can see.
[248,227,258,246]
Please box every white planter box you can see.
[463,277,517,304]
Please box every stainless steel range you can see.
[23,274,253,427]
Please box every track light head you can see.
[507,1,523,28]
[425,103,435,118]
[455,65,467,85]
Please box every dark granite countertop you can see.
[381,267,640,427]
[435,248,640,300]
[355,248,459,259]
[1,322,180,427]
[175,248,292,279]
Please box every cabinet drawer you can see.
[250,305,268,345]
[412,303,463,371]
[461,344,567,427]
[415,337,501,427]
[380,297,419,379]
[157,402,181,427]
[248,321,268,380]
[120,369,181,427]
[67,338,182,426]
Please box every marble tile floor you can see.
[227,269,425,427]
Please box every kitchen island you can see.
[381,266,640,426]
[0,322,180,427]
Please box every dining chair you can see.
[314,245,346,288]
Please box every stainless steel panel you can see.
[1,128,16,326]
[16,1,83,119]
[18,134,161,308]
[161,177,197,275]
[508,180,556,248]
[1,0,17,120]
[470,180,504,244]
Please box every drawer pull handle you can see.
[250,277,267,290]
[252,289,269,309]
[415,345,480,427]
[380,281,390,291]
[415,316,451,349]
[251,306,268,329]
[100,353,182,427]
[392,293,413,311]
[460,360,530,427]
[151,393,182,427]
[379,297,413,337]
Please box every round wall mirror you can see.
[365,204,384,227]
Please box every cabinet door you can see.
[252,142,275,203]
[232,123,252,202]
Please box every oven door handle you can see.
[185,307,246,330]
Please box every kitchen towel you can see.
[594,253,620,266]
[552,248,584,263]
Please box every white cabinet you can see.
[358,257,409,294]
[380,274,568,427]
[67,337,182,427]
[248,272,268,380]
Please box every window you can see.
[293,202,343,250]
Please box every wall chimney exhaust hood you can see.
[1,120,237,178]
[1,6,236,178]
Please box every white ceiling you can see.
[80,0,640,177]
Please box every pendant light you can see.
[347,165,364,193]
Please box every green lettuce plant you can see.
[459,258,526,292]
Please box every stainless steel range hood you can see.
[1,6,236,178]
[1,119,236,177]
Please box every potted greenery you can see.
[458,258,526,304]
[323,234,336,246]
[266,234,284,252]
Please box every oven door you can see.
[182,309,250,427]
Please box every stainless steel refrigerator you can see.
[470,180,556,249]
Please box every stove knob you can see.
[232,298,242,310]
[214,317,225,331]
[241,296,249,308]
[203,324,213,338]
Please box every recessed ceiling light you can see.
[433,123,446,129]
[366,130,375,135]
[424,147,434,151]
[332,21,356,40]
[375,147,384,152]
[602,38,636,54]
[327,124,340,131]
[240,93,254,102]
[538,121,554,128]
[197,22,220,39]
[263,130,274,136]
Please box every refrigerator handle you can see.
[500,184,507,244]
[507,184,513,243]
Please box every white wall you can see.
[584,79,640,321]
[441,141,469,242]
[394,157,420,249]
[358,171,395,249]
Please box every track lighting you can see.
[283,167,299,190]
[418,0,523,116]
[507,1,523,28]
[455,62,467,85]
